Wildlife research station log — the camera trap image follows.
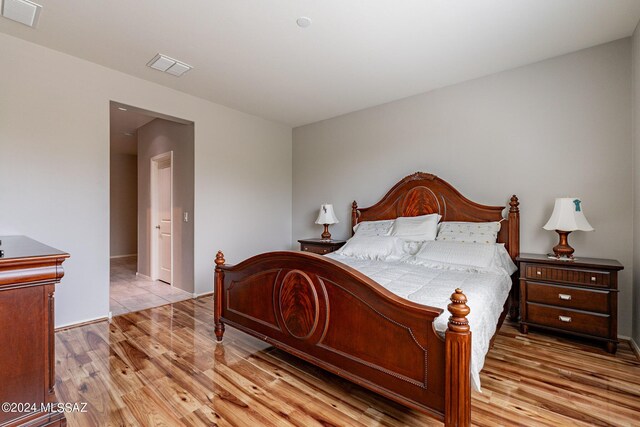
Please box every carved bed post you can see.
[508,195,520,320]
[508,195,520,260]
[214,250,226,342]
[351,201,358,236]
[444,289,471,427]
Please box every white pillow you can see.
[413,241,497,270]
[353,219,394,237]
[495,244,518,275]
[436,221,501,244]
[390,214,440,241]
[411,241,517,275]
[398,240,425,256]
[334,236,405,261]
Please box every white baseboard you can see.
[55,315,109,331]
[110,253,137,259]
[136,272,152,280]
[630,339,640,360]
[193,290,214,298]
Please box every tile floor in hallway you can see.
[110,255,192,316]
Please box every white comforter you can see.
[326,253,511,391]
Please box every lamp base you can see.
[321,224,331,240]
[551,230,575,259]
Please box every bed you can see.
[326,250,516,393]
[213,172,520,427]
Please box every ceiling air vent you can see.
[1,0,42,28]
[147,54,192,77]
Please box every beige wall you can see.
[0,33,292,327]
[293,39,634,337]
[632,25,640,347]
[109,152,138,257]
[137,119,195,294]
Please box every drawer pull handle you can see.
[558,293,572,301]
[559,315,572,323]
[591,276,597,282]
[536,271,542,275]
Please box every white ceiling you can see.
[2,1,640,126]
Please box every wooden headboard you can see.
[351,172,520,261]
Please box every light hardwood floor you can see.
[55,297,640,427]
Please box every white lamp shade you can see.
[315,204,339,225]
[543,198,594,232]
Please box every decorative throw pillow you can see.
[436,221,501,244]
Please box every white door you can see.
[156,159,172,283]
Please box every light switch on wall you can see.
[184,212,189,222]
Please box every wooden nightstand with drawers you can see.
[517,253,623,353]
[298,238,346,255]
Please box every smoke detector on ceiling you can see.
[1,0,42,28]
[296,17,312,28]
[147,54,192,77]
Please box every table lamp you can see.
[315,204,339,240]
[543,198,593,260]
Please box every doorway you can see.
[109,102,195,316]
[150,151,173,284]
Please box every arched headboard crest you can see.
[351,172,520,261]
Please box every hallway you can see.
[110,255,191,316]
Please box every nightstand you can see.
[298,238,346,255]
[517,253,623,354]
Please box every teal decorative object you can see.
[573,199,581,212]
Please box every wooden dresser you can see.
[0,236,69,427]
[517,253,623,353]
[297,238,346,255]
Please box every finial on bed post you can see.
[351,201,358,236]
[215,250,225,266]
[214,250,226,342]
[447,289,470,333]
[444,288,471,427]
[509,195,519,213]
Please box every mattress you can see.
[327,253,511,392]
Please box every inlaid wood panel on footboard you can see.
[214,251,471,426]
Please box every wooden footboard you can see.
[214,250,471,427]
